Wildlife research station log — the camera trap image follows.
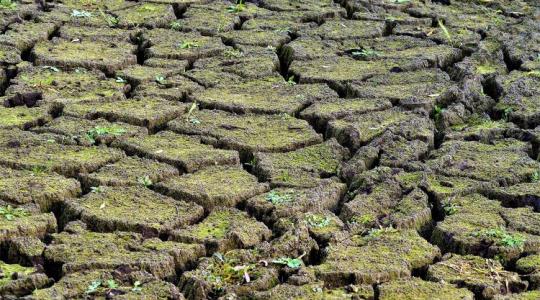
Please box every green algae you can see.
[0,105,51,130]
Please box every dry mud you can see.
[0,0,539,299]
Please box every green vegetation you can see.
[71,9,93,18]
[85,126,126,143]
[224,48,244,58]
[42,66,60,72]
[155,75,167,85]
[0,205,30,221]
[85,279,119,294]
[351,214,375,225]
[472,227,525,249]
[170,21,182,30]
[227,0,246,13]
[265,190,294,205]
[0,0,16,9]
[351,49,381,59]
[178,41,200,49]
[272,254,304,269]
[287,75,296,85]
[437,20,452,42]
[115,77,127,83]
[204,252,256,291]
[442,202,459,216]
[531,171,540,182]
[306,214,331,228]
[90,186,105,193]
[137,175,153,187]
[31,165,48,175]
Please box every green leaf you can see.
[85,280,102,294]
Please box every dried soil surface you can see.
[0,0,539,299]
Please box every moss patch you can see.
[170,207,271,254]
[63,185,204,236]
[168,109,322,153]
[155,165,268,211]
[112,131,239,172]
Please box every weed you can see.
[185,101,200,125]
[502,107,513,121]
[31,166,47,175]
[99,9,118,27]
[437,20,452,43]
[0,0,17,9]
[275,27,291,34]
[227,0,246,13]
[531,171,539,183]
[224,48,244,58]
[205,253,255,291]
[178,41,200,49]
[91,186,105,193]
[265,191,294,205]
[85,126,126,143]
[394,0,411,3]
[42,66,60,72]
[367,227,397,238]
[0,205,30,221]
[272,253,305,269]
[287,76,296,85]
[472,227,525,249]
[170,21,182,30]
[115,77,127,83]
[442,202,459,216]
[137,175,153,187]
[275,170,291,182]
[132,281,142,293]
[155,75,167,85]
[71,9,93,18]
[85,280,102,294]
[190,118,201,125]
[351,214,375,225]
[351,49,381,59]
[434,105,444,122]
[306,214,331,228]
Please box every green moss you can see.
[145,29,225,61]
[253,282,374,299]
[33,40,137,75]
[171,208,271,253]
[195,77,336,115]
[112,131,239,172]
[64,185,203,235]
[516,254,540,274]
[168,109,322,153]
[220,30,290,48]
[314,229,440,286]
[0,262,36,287]
[155,165,267,210]
[116,3,175,28]
[476,63,498,75]
[379,278,474,300]
[0,208,56,242]
[0,106,51,129]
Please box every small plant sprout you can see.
[31,166,47,175]
[0,205,30,221]
[138,175,153,187]
[367,227,397,238]
[287,76,296,85]
[275,27,291,34]
[272,253,305,269]
[91,186,105,193]
[351,214,375,225]
[394,0,411,3]
[107,280,118,289]
[115,77,127,83]
[85,126,126,143]
[306,214,331,228]
[132,281,142,292]
[434,105,444,121]
[85,280,102,294]
[0,0,17,10]
[472,227,525,249]
[531,170,539,183]
[99,9,118,27]
[185,101,201,124]
[437,19,452,43]
[351,48,381,59]
[275,170,291,182]
[442,202,459,216]
[265,190,294,205]
[155,75,167,85]
[178,41,200,49]
[224,48,244,58]
[71,9,93,18]
[42,66,60,72]
[502,107,513,121]
[170,21,182,30]
[227,0,246,13]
